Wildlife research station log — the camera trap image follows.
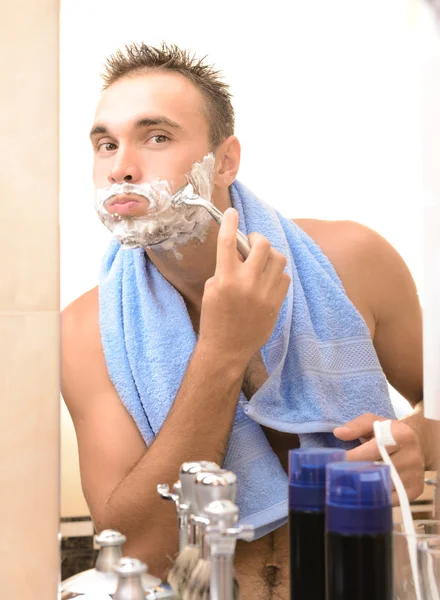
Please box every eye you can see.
[150,134,170,144]
[97,142,117,153]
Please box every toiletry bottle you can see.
[179,461,221,551]
[94,529,126,573]
[113,557,147,600]
[60,529,161,598]
[60,529,127,599]
[204,499,254,600]
[157,479,188,551]
[288,448,346,600]
[192,469,238,560]
[326,461,393,600]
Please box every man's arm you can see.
[62,301,246,577]
[328,222,433,499]
[400,401,439,471]
[360,226,438,471]
[62,209,290,578]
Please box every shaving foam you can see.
[94,153,216,256]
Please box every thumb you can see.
[333,413,386,441]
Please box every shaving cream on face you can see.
[94,153,216,255]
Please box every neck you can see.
[145,186,232,313]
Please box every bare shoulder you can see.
[293,218,388,268]
[294,218,422,405]
[292,218,381,325]
[61,286,103,416]
[62,286,99,340]
[293,217,416,322]
[62,286,103,362]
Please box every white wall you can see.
[418,1,440,420]
[60,0,428,515]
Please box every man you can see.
[62,43,434,599]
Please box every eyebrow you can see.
[89,116,182,138]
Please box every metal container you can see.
[205,501,239,600]
[60,529,161,599]
[179,461,221,507]
[205,500,254,600]
[114,557,148,600]
[157,479,190,552]
[191,470,238,559]
[178,461,221,547]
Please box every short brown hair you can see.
[101,42,235,149]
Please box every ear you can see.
[213,136,241,188]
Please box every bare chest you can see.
[242,352,300,471]
[235,523,290,600]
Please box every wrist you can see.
[194,338,248,382]
[401,401,437,470]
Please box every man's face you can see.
[91,70,212,217]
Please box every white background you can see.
[60,0,436,515]
[418,1,440,419]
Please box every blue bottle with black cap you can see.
[288,448,346,600]
[326,461,393,600]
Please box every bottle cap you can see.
[326,461,392,535]
[288,448,346,511]
[95,530,127,547]
[193,470,237,516]
[113,557,147,577]
[179,461,220,507]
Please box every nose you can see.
[108,146,142,184]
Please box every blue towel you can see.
[99,180,396,538]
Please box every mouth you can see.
[106,194,149,217]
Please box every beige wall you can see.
[0,1,60,598]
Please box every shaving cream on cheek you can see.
[94,153,216,256]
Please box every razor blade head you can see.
[171,183,197,207]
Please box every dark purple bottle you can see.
[326,461,393,600]
[288,448,346,600]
